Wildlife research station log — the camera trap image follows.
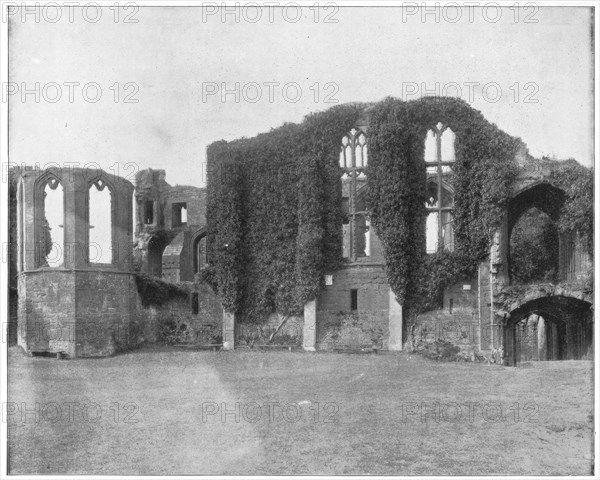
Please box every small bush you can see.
[320,312,385,349]
[416,339,460,362]
[159,318,193,345]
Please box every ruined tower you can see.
[16,166,136,357]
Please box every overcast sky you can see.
[8,5,594,188]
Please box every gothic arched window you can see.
[88,178,113,264]
[340,127,370,260]
[425,123,455,253]
[339,128,368,172]
[36,175,64,268]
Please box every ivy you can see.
[206,104,364,322]
[204,155,245,313]
[206,96,588,331]
[135,273,190,307]
[295,154,326,306]
[510,208,559,283]
[416,250,475,314]
[547,159,594,255]
[8,170,18,286]
[367,97,522,320]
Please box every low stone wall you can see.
[75,270,139,357]
[17,270,138,358]
[235,313,304,346]
[135,282,223,346]
[409,279,481,353]
[16,269,225,356]
[318,310,388,350]
[409,311,481,350]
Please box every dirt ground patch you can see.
[7,345,594,475]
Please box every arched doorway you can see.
[148,235,167,276]
[509,207,559,283]
[507,182,564,284]
[504,295,593,365]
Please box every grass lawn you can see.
[7,345,594,475]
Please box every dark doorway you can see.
[504,296,592,366]
[148,236,167,276]
[509,207,559,283]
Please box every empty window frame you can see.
[350,289,358,311]
[172,202,188,228]
[339,127,370,260]
[144,200,154,225]
[88,179,113,264]
[39,176,64,268]
[339,128,368,169]
[425,123,456,254]
[193,234,207,274]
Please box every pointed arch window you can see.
[425,123,455,253]
[339,128,368,172]
[36,176,64,268]
[339,127,370,260]
[88,178,113,264]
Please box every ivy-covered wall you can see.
[367,97,523,325]
[204,104,365,323]
[133,276,223,345]
[205,96,593,340]
[548,158,594,256]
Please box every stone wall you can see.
[235,313,304,346]
[161,230,200,283]
[134,170,208,284]
[316,264,390,349]
[134,281,223,346]
[162,232,186,283]
[17,270,139,357]
[411,279,481,351]
[134,169,207,232]
[478,262,495,350]
[18,271,76,356]
[8,289,18,346]
[163,187,206,228]
[74,271,138,357]
[8,170,18,344]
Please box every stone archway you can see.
[502,293,593,365]
[134,231,173,277]
[507,182,565,285]
[147,235,168,276]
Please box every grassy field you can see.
[7,345,594,475]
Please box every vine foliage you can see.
[205,97,590,328]
[135,273,189,307]
[548,158,594,256]
[367,97,522,319]
[204,104,363,322]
